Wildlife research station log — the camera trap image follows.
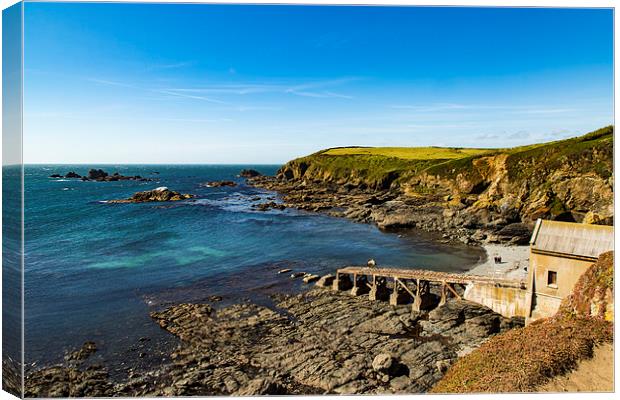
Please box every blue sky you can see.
[23,4,613,164]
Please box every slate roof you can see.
[530,219,614,260]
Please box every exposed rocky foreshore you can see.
[25,286,522,397]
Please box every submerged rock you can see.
[252,201,286,211]
[204,181,236,188]
[64,341,97,362]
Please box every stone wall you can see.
[463,283,528,318]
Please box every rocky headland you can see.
[249,126,613,245]
[108,187,194,203]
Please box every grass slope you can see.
[431,252,614,393]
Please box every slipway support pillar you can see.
[368,275,389,301]
[350,274,369,296]
[412,279,434,312]
[332,272,352,291]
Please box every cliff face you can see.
[272,127,613,238]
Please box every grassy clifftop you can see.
[277,126,613,224]
[280,126,613,188]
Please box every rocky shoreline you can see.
[25,285,523,397]
[248,175,532,246]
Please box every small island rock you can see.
[108,187,194,203]
[239,169,261,178]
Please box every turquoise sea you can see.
[18,165,482,373]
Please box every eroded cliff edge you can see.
[252,126,613,244]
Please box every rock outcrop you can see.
[108,187,194,203]
[239,169,262,178]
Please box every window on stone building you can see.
[547,270,558,288]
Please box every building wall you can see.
[464,283,528,318]
[526,252,594,321]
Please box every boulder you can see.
[315,274,335,287]
[277,268,292,274]
[302,274,320,284]
[372,353,394,372]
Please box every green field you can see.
[322,147,494,160]
[322,146,492,160]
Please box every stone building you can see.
[525,219,614,322]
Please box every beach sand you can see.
[467,244,530,281]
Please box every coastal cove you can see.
[23,164,484,376]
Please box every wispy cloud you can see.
[145,61,194,71]
[87,77,228,104]
[390,102,576,115]
[285,78,357,99]
[162,77,358,100]
[152,117,233,123]
[474,133,500,140]
[88,78,137,89]
[155,89,228,104]
[288,90,353,99]
[507,130,530,139]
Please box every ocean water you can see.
[21,165,483,372]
